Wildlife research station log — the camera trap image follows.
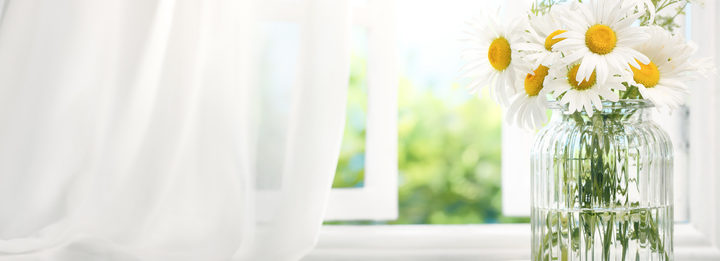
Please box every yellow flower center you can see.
[630,59,660,87]
[524,65,550,96]
[585,24,617,55]
[567,64,596,90]
[544,30,567,51]
[488,37,512,71]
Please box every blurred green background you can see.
[327,0,532,225]
[328,55,529,225]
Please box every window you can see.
[330,0,528,224]
[258,0,398,221]
[262,0,720,259]
[325,0,398,220]
[332,0,695,224]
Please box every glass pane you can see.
[394,0,528,224]
[333,27,369,188]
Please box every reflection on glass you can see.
[333,27,369,189]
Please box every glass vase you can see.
[531,100,673,261]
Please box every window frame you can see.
[259,0,398,221]
[308,0,720,259]
[500,123,535,217]
[324,0,398,221]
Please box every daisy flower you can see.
[545,64,627,116]
[516,6,567,69]
[461,11,525,106]
[506,64,551,129]
[552,0,650,85]
[628,26,697,108]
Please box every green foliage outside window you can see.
[330,56,529,224]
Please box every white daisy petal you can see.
[577,55,597,82]
[590,93,603,109]
[596,56,609,85]
[625,26,705,108]
[461,10,525,107]
[560,49,588,65]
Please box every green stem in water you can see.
[621,86,640,100]
[534,109,669,260]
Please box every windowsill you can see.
[305,224,720,261]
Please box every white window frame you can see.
[305,1,720,260]
[324,0,398,221]
[260,0,398,221]
[501,123,535,216]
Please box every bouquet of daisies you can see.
[462,0,712,129]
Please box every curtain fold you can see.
[234,0,351,260]
[0,0,351,260]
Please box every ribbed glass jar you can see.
[531,100,673,261]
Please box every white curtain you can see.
[0,0,350,260]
